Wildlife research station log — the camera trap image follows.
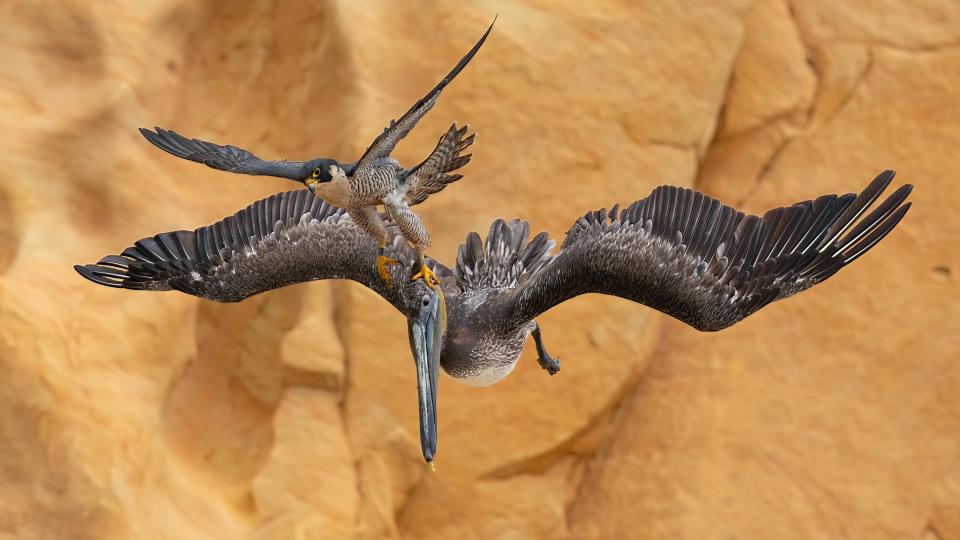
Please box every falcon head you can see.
[304,159,347,193]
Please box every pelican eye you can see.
[422,296,430,307]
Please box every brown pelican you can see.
[75,170,912,465]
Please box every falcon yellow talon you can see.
[377,254,399,289]
[412,263,441,288]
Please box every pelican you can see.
[75,170,913,465]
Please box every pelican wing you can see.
[500,171,912,331]
[75,190,408,307]
[139,127,310,180]
[353,19,493,172]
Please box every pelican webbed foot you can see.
[532,323,560,375]
[377,244,399,289]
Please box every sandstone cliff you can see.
[1,1,958,539]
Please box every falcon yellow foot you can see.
[377,249,399,289]
[412,262,441,289]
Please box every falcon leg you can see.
[377,244,399,288]
[383,192,439,288]
[348,207,397,288]
[531,322,560,375]
[411,251,442,289]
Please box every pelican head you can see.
[399,276,447,465]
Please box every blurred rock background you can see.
[1,0,958,538]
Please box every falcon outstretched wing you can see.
[75,190,411,308]
[490,171,912,331]
[403,123,476,206]
[139,127,310,180]
[353,18,493,172]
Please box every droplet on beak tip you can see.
[428,461,436,472]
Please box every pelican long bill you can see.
[407,287,446,465]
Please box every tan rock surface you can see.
[0,1,957,539]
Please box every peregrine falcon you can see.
[138,18,495,289]
[76,170,913,465]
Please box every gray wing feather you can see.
[502,171,912,331]
[454,218,555,290]
[140,127,310,180]
[404,123,476,206]
[75,190,406,307]
[353,19,493,171]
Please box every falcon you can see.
[138,18,495,290]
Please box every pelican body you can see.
[76,171,913,465]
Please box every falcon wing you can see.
[75,190,411,308]
[403,123,476,206]
[139,127,310,180]
[353,18,493,172]
[492,171,912,331]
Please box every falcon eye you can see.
[312,167,321,178]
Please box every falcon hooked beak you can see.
[407,286,447,468]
